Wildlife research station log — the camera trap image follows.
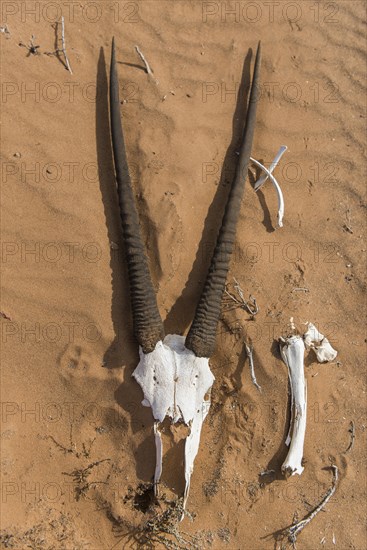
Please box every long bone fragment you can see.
[279,322,337,478]
[279,335,307,476]
[110,38,262,512]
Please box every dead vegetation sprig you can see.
[62,458,111,501]
[45,424,95,458]
[344,420,356,453]
[275,465,339,548]
[223,278,259,316]
[111,494,200,550]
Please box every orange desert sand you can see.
[1,1,366,549]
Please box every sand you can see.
[1,1,366,548]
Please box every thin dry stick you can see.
[245,343,262,392]
[135,45,158,84]
[344,420,355,453]
[60,16,72,74]
[135,45,153,75]
[343,200,353,233]
[234,278,259,314]
[281,465,338,545]
[223,278,258,315]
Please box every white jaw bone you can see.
[304,322,338,363]
[132,334,214,512]
[279,335,307,477]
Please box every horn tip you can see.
[111,37,117,69]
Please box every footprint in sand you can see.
[57,343,105,384]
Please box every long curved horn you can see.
[110,38,164,353]
[185,42,261,358]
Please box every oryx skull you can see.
[109,37,261,510]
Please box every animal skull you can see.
[133,335,214,507]
[109,37,261,510]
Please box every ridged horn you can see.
[110,38,165,353]
[185,42,261,358]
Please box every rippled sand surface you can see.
[1,1,366,548]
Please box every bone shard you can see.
[280,335,307,476]
[254,145,287,190]
[132,335,214,509]
[303,322,337,363]
[250,156,285,228]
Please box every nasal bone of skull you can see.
[132,334,215,513]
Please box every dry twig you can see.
[279,465,338,545]
[245,342,262,392]
[62,459,110,501]
[46,424,95,458]
[44,17,73,74]
[343,201,353,234]
[135,45,158,84]
[60,16,72,74]
[223,278,259,316]
[344,420,355,453]
[112,496,199,550]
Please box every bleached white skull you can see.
[109,37,262,511]
[133,335,214,506]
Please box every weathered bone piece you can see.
[279,335,307,476]
[304,322,337,362]
[110,38,261,511]
[254,145,287,190]
[250,156,285,227]
[279,322,338,477]
[251,145,287,228]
